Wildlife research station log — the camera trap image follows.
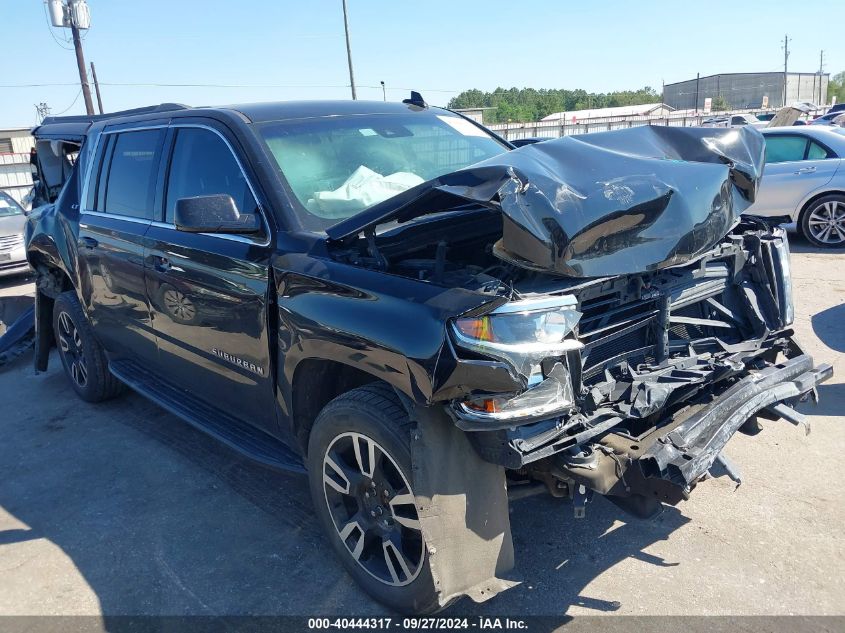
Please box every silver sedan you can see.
[746,126,845,247]
[0,192,31,277]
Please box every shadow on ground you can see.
[0,352,689,617]
[811,303,845,353]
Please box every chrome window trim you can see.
[80,123,271,247]
[81,210,151,226]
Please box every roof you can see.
[762,125,845,150]
[228,100,436,122]
[541,103,673,121]
[665,71,830,87]
[30,100,446,141]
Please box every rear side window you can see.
[100,130,164,219]
[164,128,257,223]
[807,141,834,160]
[764,135,808,163]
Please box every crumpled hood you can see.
[327,125,765,278]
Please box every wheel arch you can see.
[289,357,399,456]
[797,188,845,223]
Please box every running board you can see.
[109,359,306,473]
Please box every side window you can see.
[765,136,808,164]
[86,134,113,211]
[165,128,257,224]
[807,141,834,160]
[101,130,164,219]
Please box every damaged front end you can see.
[451,222,831,518]
[328,124,831,521]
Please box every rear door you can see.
[752,134,841,219]
[77,127,165,363]
[144,122,276,432]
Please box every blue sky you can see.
[2,0,842,126]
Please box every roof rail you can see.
[38,103,189,127]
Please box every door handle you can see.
[78,236,98,249]
[153,256,172,272]
[795,166,817,174]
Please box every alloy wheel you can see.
[57,311,88,388]
[322,432,425,587]
[807,200,845,244]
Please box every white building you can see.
[0,128,35,208]
[541,103,675,122]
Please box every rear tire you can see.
[53,291,125,403]
[307,383,441,614]
[799,194,845,248]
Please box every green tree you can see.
[447,86,660,123]
[828,71,845,105]
[711,95,730,111]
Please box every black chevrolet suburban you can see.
[25,98,832,613]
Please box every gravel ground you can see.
[0,235,842,618]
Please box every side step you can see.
[109,359,306,473]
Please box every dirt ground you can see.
[0,234,843,617]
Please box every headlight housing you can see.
[449,295,583,423]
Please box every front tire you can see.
[800,194,845,248]
[53,291,125,403]
[307,384,440,614]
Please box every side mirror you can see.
[174,194,261,234]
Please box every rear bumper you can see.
[640,354,832,489]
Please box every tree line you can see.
[447,86,660,123]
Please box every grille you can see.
[0,234,24,253]
[576,264,736,384]
[579,296,659,382]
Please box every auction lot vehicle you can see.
[25,100,832,613]
[0,191,31,277]
[746,127,845,247]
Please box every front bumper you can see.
[469,352,831,511]
[640,354,832,489]
[0,247,31,277]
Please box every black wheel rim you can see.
[57,311,88,388]
[322,432,425,587]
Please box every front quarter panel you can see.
[273,249,505,411]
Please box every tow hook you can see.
[573,483,593,519]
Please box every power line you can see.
[0,81,462,93]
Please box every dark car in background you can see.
[25,99,831,613]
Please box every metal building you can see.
[0,128,35,208]
[663,72,829,111]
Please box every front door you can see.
[144,124,276,432]
[77,128,165,363]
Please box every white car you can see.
[0,192,31,277]
[746,126,845,247]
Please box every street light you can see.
[380,81,386,102]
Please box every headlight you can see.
[767,228,794,327]
[451,295,582,379]
[450,295,583,423]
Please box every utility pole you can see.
[818,49,826,105]
[69,1,94,115]
[694,72,700,112]
[380,81,386,102]
[341,0,357,100]
[90,62,104,114]
[781,34,791,107]
[46,0,95,115]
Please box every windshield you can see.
[0,193,24,217]
[256,111,508,231]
